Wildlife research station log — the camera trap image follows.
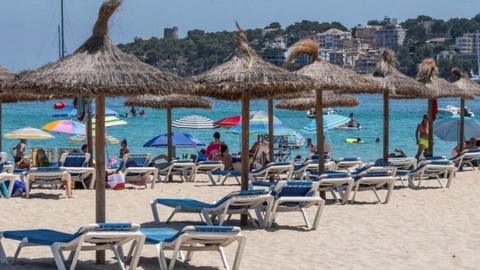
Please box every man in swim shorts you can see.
[415,114,429,159]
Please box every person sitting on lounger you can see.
[206,132,224,160]
[12,139,30,169]
[36,148,73,198]
[119,139,129,159]
[214,144,233,169]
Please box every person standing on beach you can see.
[415,115,429,159]
[206,132,224,160]
[119,139,129,159]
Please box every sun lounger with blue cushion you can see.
[250,162,293,181]
[407,159,456,189]
[208,169,241,185]
[157,160,197,183]
[292,159,335,180]
[351,167,396,203]
[122,154,158,188]
[151,189,274,228]
[191,161,225,182]
[450,148,480,171]
[335,157,363,172]
[263,181,324,230]
[59,152,96,189]
[134,226,245,270]
[0,223,145,270]
[309,171,354,204]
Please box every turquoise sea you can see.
[3,94,479,162]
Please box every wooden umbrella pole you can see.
[240,91,250,226]
[0,102,2,152]
[268,97,274,162]
[86,116,93,166]
[383,91,389,162]
[315,89,325,174]
[459,98,465,152]
[95,95,106,264]
[428,99,434,155]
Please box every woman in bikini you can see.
[415,115,429,159]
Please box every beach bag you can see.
[108,172,125,190]
[11,180,25,197]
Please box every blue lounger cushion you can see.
[155,190,267,210]
[210,169,241,176]
[3,229,78,245]
[63,155,86,167]
[354,169,391,181]
[338,157,360,162]
[141,226,236,244]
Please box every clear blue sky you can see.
[0,0,479,71]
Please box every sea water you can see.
[3,94,479,162]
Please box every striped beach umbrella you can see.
[92,116,127,127]
[172,115,217,129]
[43,120,86,135]
[4,127,54,140]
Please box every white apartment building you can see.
[315,28,352,49]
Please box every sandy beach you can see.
[1,171,479,270]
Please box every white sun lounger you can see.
[135,225,245,270]
[0,173,18,199]
[310,171,354,204]
[335,157,363,172]
[24,168,72,199]
[59,153,96,190]
[265,181,325,230]
[151,189,274,228]
[191,161,224,183]
[122,154,158,188]
[250,162,293,181]
[408,160,456,189]
[157,160,196,183]
[351,167,396,204]
[292,159,336,179]
[0,223,145,270]
[208,169,241,186]
[450,148,480,171]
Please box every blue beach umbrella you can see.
[52,105,119,117]
[144,133,206,148]
[301,114,350,134]
[434,116,480,142]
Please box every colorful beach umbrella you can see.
[172,115,218,129]
[215,115,242,128]
[144,133,205,148]
[92,116,127,127]
[69,135,120,145]
[434,116,480,142]
[52,105,119,117]
[227,111,285,134]
[42,120,86,135]
[300,114,350,134]
[4,127,54,140]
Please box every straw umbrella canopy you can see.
[416,59,474,155]
[362,49,435,161]
[193,23,314,203]
[6,0,192,262]
[125,94,212,162]
[276,90,359,110]
[285,39,382,172]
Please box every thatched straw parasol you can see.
[451,68,479,151]
[416,58,474,155]
[125,94,212,164]
[276,91,359,110]
[366,49,434,161]
[6,0,192,263]
[193,23,313,216]
[284,39,382,172]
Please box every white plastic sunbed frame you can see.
[191,161,224,183]
[315,173,354,204]
[0,173,18,199]
[350,167,397,204]
[266,181,325,230]
[24,169,72,199]
[335,158,363,172]
[123,154,158,188]
[408,161,456,189]
[250,162,294,181]
[0,223,145,270]
[59,152,96,190]
[293,160,336,180]
[158,160,196,183]
[450,148,480,171]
